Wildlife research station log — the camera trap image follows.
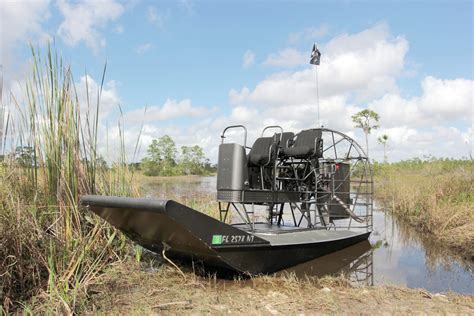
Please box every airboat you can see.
[81,125,373,275]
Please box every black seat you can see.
[283,129,322,158]
[248,137,277,167]
[276,132,294,151]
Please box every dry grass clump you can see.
[176,192,220,219]
[375,159,474,258]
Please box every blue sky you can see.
[1,0,473,162]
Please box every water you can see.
[370,209,473,294]
[141,176,473,294]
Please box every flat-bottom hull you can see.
[80,195,371,275]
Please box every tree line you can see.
[140,135,215,176]
[3,135,215,177]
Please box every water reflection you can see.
[370,209,473,294]
[140,176,473,294]
[281,241,374,286]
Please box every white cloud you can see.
[75,75,121,118]
[220,24,472,163]
[418,77,473,121]
[136,43,153,54]
[263,48,307,67]
[125,99,212,123]
[115,25,124,34]
[231,106,259,122]
[371,126,473,161]
[0,0,51,82]
[57,0,124,52]
[462,127,473,145]
[245,24,407,106]
[147,6,168,29]
[369,76,473,128]
[179,0,194,14]
[375,126,418,146]
[0,0,50,50]
[288,25,329,44]
[147,6,159,23]
[101,113,222,164]
[242,50,255,68]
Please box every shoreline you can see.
[82,261,473,314]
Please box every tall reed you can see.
[0,43,137,313]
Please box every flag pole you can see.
[315,65,320,127]
[310,43,321,128]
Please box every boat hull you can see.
[80,195,371,275]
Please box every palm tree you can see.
[351,109,380,158]
[378,134,389,163]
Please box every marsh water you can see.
[141,176,473,294]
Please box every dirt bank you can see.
[85,261,473,314]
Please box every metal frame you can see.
[217,126,373,234]
[221,125,248,148]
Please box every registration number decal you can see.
[211,234,255,245]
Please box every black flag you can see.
[310,43,321,65]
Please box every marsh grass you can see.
[177,192,220,219]
[374,159,474,258]
[0,44,137,313]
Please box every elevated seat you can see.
[276,132,294,156]
[248,136,277,167]
[283,129,323,159]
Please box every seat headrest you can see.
[275,132,294,149]
[294,129,322,147]
[248,137,277,166]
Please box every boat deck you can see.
[256,229,364,246]
[232,222,308,233]
[232,222,367,246]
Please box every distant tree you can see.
[377,134,389,163]
[142,135,178,176]
[141,157,161,176]
[203,159,217,173]
[147,136,177,163]
[352,109,380,158]
[96,155,108,169]
[14,146,36,167]
[180,146,193,175]
[142,136,212,176]
[180,145,206,175]
[128,162,141,171]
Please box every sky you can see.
[1,0,473,163]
